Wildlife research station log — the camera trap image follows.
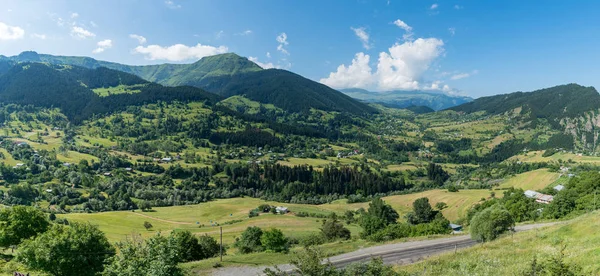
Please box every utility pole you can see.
[220,226,223,262]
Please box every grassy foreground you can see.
[402,211,600,275]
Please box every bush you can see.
[261,228,289,253]
[249,209,260,218]
[299,233,326,247]
[320,214,351,241]
[234,226,264,254]
[18,223,114,276]
[470,205,514,242]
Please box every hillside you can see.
[341,88,472,110]
[0,62,220,121]
[404,212,600,275]
[219,69,377,114]
[449,84,600,124]
[7,51,376,115]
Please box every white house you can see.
[554,185,565,191]
[275,206,288,214]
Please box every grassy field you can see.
[509,150,600,164]
[497,169,560,191]
[402,211,600,275]
[61,189,489,244]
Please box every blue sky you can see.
[1,0,599,97]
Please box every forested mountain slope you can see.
[6,51,376,115]
[449,84,600,124]
[0,62,220,122]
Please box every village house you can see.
[524,190,554,204]
[275,206,288,214]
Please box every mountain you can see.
[449,84,600,123]
[6,52,376,115]
[0,62,220,122]
[340,88,472,111]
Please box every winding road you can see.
[212,222,561,276]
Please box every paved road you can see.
[212,222,560,276]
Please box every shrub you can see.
[261,228,289,253]
[470,205,514,242]
[234,226,264,254]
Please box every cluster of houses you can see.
[336,149,360,159]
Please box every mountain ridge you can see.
[6,51,376,115]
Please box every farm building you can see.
[449,223,463,233]
[524,190,553,204]
[554,185,565,191]
[275,206,288,214]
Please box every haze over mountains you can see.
[340,88,473,111]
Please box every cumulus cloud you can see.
[393,19,413,41]
[31,33,47,40]
[249,56,278,69]
[321,38,445,91]
[276,32,289,55]
[430,3,438,9]
[92,39,113,54]
[0,22,24,40]
[351,27,371,50]
[129,34,147,44]
[320,53,374,89]
[71,26,95,39]
[133,43,228,61]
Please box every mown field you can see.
[402,211,600,275]
[60,189,490,244]
[509,150,600,164]
[496,168,560,190]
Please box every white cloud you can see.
[93,39,113,54]
[97,39,112,48]
[71,12,79,19]
[129,34,147,44]
[90,21,98,28]
[276,33,288,45]
[454,5,463,9]
[321,38,445,91]
[249,56,278,69]
[393,19,413,41]
[0,22,24,40]
[266,52,271,58]
[377,38,444,90]
[71,26,95,39]
[450,70,478,80]
[237,30,252,36]
[351,27,371,50]
[430,3,438,9]
[276,32,290,55]
[450,73,469,80]
[320,53,374,89]
[31,33,46,40]
[133,43,229,61]
[215,30,224,39]
[165,0,181,9]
